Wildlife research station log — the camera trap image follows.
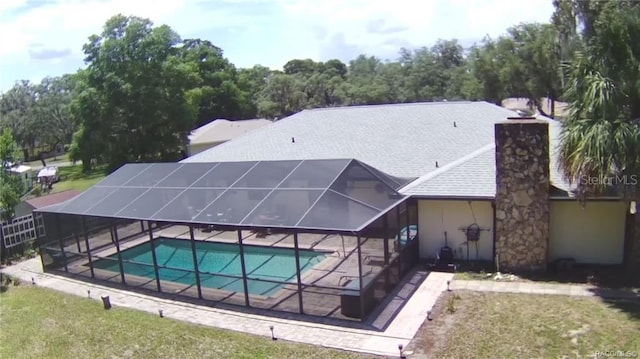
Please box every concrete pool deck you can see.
[1,257,452,357]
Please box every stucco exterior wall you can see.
[549,200,626,264]
[418,200,493,261]
[187,141,224,156]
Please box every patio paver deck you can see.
[1,257,453,357]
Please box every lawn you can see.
[51,165,107,193]
[0,285,368,359]
[454,263,640,289]
[24,153,72,169]
[407,290,640,358]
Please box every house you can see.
[2,189,80,260]
[187,118,272,156]
[6,164,33,193]
[32,100,638,323]
[14,189,81,218]
[184,101,634,270]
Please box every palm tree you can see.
[558,1,640,275]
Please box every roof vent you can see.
[435,161,439,168]
[453,121,457,127]
[291,137,295,143]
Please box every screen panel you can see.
[297,190,380,230]
[156,163,218,188]
[97,164,152,187]
[330,162,403,210]
[85,187,149,216]
[242,189,323,227]
[231,160,300,188]
[116,188,184,219]
[56,187,119,214]
[194,189,270,225]
[278,159,350,189]
[192,161,257,188]
[152,188,224,222]
[123,163,183,187]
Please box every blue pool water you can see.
[92,238,326,296]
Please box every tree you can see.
[32,75,78,154]
[558,0,640,273]
[180,39,244,127]
[237,65,272,119]
[469,39,506,105]
[0,81,39,159]
[71,15,199,171]
[346,55,394,104]
[256,73,307,119]
[283,59,321,76]
[0,128,24,221]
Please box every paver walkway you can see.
[452,279,640,299]
[1,258,453,357]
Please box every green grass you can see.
[0,285,368,359]
[408,290,640,359]
[24,153,72,168]
[454,271,495,281]
[51,165,107,193]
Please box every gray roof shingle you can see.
[183,101,571,198]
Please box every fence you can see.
[0,213,42,260]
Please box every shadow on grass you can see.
[601,297,640,321]
[456,261,640,319]
[57,165,107,181]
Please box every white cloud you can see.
[0,0,554,91]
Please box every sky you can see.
[0,0,555,92]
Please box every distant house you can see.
[2,189,80,260]
[14,189,81,218]
[187,119,272,156]
[6,164,33,193]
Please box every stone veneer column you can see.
[494,118,550,271]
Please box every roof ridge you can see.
[302,101,480,113]
[399,143,496,193]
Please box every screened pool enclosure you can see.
[36,159,420,321]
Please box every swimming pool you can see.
[92,237,327,296]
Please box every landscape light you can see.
[269,325,277,341]
[398,343,406,359]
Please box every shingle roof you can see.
[184,101,571,198]
[401,144,497,198]
[189,119,272,145]
[25,189,81,209]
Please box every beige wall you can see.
[550,201,626,264]
[418,200,494,261]
[187,141,224,156]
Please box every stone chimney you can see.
[494,117,550,271]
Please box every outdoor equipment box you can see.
[340,280,375,319]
